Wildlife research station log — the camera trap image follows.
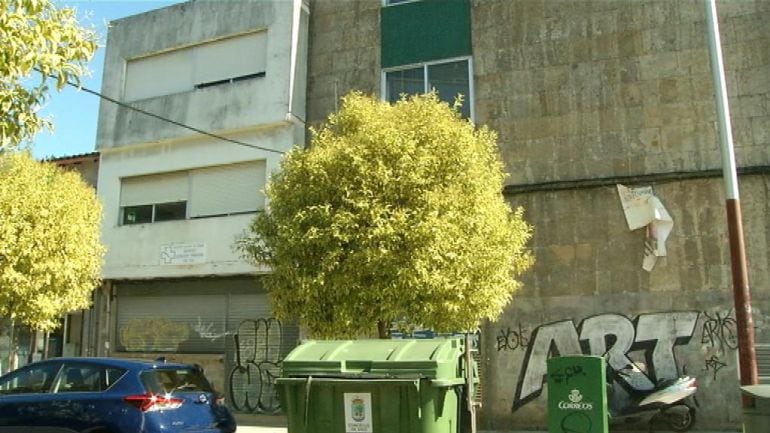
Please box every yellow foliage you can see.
[0,152,104,330]
[240,93,534,338]
[0,0,97,149]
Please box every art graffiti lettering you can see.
[513,311,699,410]
[227,318,284,414]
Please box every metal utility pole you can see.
[705,0,758,387]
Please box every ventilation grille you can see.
[758,344,770,384]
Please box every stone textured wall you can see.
[472,0,770,185]
[306,0,381,126]
[306,0,770,430]
[473,0,770,429]
[487,176,770,429]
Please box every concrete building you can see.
[305,0,770,429]
[94,1,308,392]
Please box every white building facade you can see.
[94,0,308,393]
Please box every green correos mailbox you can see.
[546,356,608,433]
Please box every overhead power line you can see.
[38,69,286,155]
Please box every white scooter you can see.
[606,361,698,432]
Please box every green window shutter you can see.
[381,0,472,69]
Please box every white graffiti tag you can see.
[513,311,699,410]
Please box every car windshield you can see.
[141,368,213,394]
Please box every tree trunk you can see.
[28,329,38,364]
[376,320,390,339]
[7,319,16,373]
[43,331,50,360]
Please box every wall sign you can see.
[344,393,373,433]
[160,242,206,265]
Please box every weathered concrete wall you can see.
[486,176,770,429]
[472,1,770,429]
[472,0,770,184]
[305,0,770,430]
[97,0,308,148]
[97,127,296,280]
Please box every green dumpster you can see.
[276,338,476,433]
[741,385,770,433]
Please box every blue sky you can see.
[33,1,184,159]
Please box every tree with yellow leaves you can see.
[0,152,104,367]
[1,0,97,150]
[239,92,534,338]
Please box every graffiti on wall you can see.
[227,318,284,414]
[696,308,743,382]
[120,318,190,352]
[496,323,530,352]
[512,311,699,410]
[703,355,727,380]
[701,310,738,354]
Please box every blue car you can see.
[0,357,236,433]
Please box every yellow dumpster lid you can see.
[281,338,465,380]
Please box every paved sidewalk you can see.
[233,413,741,433]
[234,414,287,433]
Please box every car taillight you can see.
[124,393,184,412]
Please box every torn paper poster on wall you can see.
[617,184,673,272]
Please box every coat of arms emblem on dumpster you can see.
[344,393,372,433]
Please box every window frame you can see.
[52,362,127,394]
[381,55,475,121]
[381,0,422,6]
[117,161,266,226]
[121,201,188,226]
[123,30,268,102]
[0,362,63,395]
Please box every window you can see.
[122,202,186,225]
[141,368,213,394]
[120,171,188,225]
[189,163,266,218]
[124,31,268,101]
[0,362,62,395]
[122,205,153,224]
[54,364,127,393]
[383,57,473,119]
[119,161,266,225]
[155,201,188,221]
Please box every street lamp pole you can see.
[704,0,758,387]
